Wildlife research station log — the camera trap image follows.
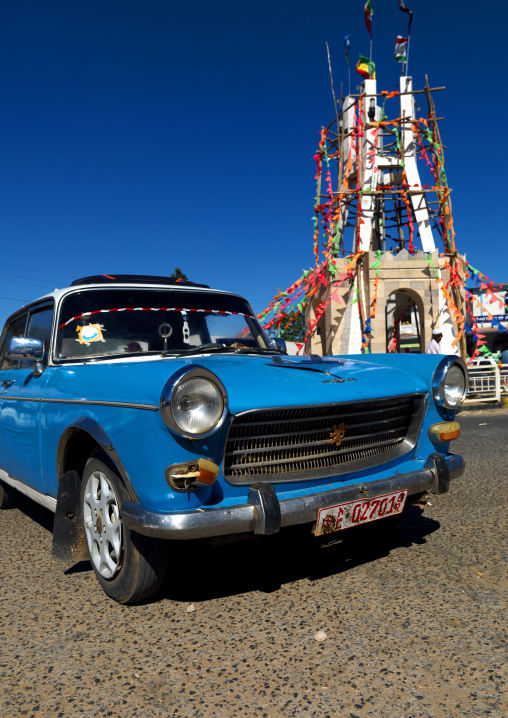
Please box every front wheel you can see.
[81,455,168,604]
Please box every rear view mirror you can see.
[7,336,45,362]
[271,337,287,353]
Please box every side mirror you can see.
[7,336,45,362]
[271,337,287,354]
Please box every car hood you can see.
[46,354,429,414]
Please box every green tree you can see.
[269,310,307,341]
[170,267,188,281]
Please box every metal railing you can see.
[502,366,508,397]
[466,358,508,403]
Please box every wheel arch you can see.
[56,417,139,502]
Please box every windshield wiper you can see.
[162,344,238,357]
[233,347,285,354]
[163,344,284,357]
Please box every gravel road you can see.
[1,408,507,718]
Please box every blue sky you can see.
[0,1,505,326]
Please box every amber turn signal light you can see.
[165,458,220,492]
[429,421,461,444]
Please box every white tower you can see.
[331,76,458,356]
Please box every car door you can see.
[0,302,54,493]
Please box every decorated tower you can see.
[258,73,469,358]
[258,5,506,364]
[301,73,467,359]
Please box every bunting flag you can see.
[356,55,376,79]
[395,36,408,63]
[364,1,373,38]
[492,318,508,333]
[344,34,351,66]
[296,266,352,354]
[398,0,413,34]
[466,260,507,299]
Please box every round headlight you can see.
[160,366,228,438]
[442,365,466,407]
[171,377,223,435]
[433,357,468,410]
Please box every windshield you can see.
[55,288,272,361]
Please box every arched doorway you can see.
[386,289,424,353]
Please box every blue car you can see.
[0,275,467,603]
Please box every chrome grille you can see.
[224,396,420,484]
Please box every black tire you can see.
[0,480,16,509]
[80,455,168,604]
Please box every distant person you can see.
[501,348,508,366]
[426,329,443,354]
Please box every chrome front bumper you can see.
[121,454,465,541]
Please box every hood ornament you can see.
[330,423,346,447]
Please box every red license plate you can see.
[314,490,408,536]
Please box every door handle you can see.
[1,379,15,393]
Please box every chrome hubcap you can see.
[83,470,122,579]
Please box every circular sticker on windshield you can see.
[76,324,106,345]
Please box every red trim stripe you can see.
[58,307,253,329]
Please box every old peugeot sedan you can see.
[0,274,467,603]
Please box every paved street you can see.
[1,409,507,718]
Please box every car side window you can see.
[24,306,54,366]
[0,314,28,370]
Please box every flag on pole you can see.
[344,34,351,65]
[394,35,408,62]
[356,55,376,79]
[398,0,413,34]
[364,1,373,38]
